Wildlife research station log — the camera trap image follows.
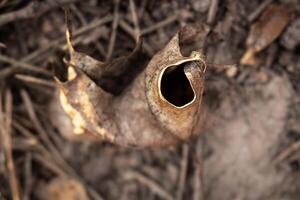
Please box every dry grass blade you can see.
[0,89,20,200]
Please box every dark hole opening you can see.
[160,62,195,107]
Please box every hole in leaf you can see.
[160,62,195,107]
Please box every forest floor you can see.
[0,0,300,200]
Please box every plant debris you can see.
[240,4,292,65]
[0,0,300,200]
[51,22,206,147]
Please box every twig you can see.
[106,0,120,61]
[0,0,8,8]
[193,139,204,200]
[176,144,189,200]
[14,74,56,87]
[124,171,174,200]
[0,42,6,48]
[119,19,154,55]
[70,4,87,26]
[20,90,77,177]
[23,153,32,200]
[207,0,219,24]
[274,140,300,164]
[25,15,113,62]
[13,102,105,200]
[0,54,51,77]
[32,153,67,177]
[0,15,113,79]
[0,0,79,27]
[139,0,148,19]
[0,89,20,200]
[129,0,141,43]
[69,4,107,57]
[247,0,274,22]
[12,137,37,151]
[141,15,178,35]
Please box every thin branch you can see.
[0,89,20,200]
[141,15,178,35]
[23,153,32,200]
[0,54,51,77]
[124,171,174,200]
[247,0,274,22]
[129,0,141,43]
[106,0,120,61]
[176,144,189,200]
[0,0,79,27]
[274,140,300,164]
[207,0,219,24]
[119,19,154,55]
[14,74,56,87]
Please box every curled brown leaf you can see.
[50,25,206,147]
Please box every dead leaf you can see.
[50,26,206,147]
[241,4,292,65]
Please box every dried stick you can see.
[129,0,141,43]
[23,153,32,200]
[124,171,174,200]
[13,104,105,200]
[70,4,87,26]
[0,15,113,79]
[193,139,204,200]
[69,5,107,57]
[0,42,6,48]
[274,140,300,164]
[106,0,120,61]
[248,0,274,22]
[24,14,113,63]
[14,74,56,87]
[141,14,178,35]
[119,19,154,55]
[0,0,79,27]
[0,89,20,200]
[0,54,51,77]
[176,144,189,200]
[0,0,8,8]
[207,0,219,24]
[20,90,77,177]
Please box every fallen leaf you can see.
[50,26,207,147]
[241,4,292,65]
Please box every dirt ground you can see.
[0,0,300,200]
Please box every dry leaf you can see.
[50,27,206,147]
[241,4,292,65]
